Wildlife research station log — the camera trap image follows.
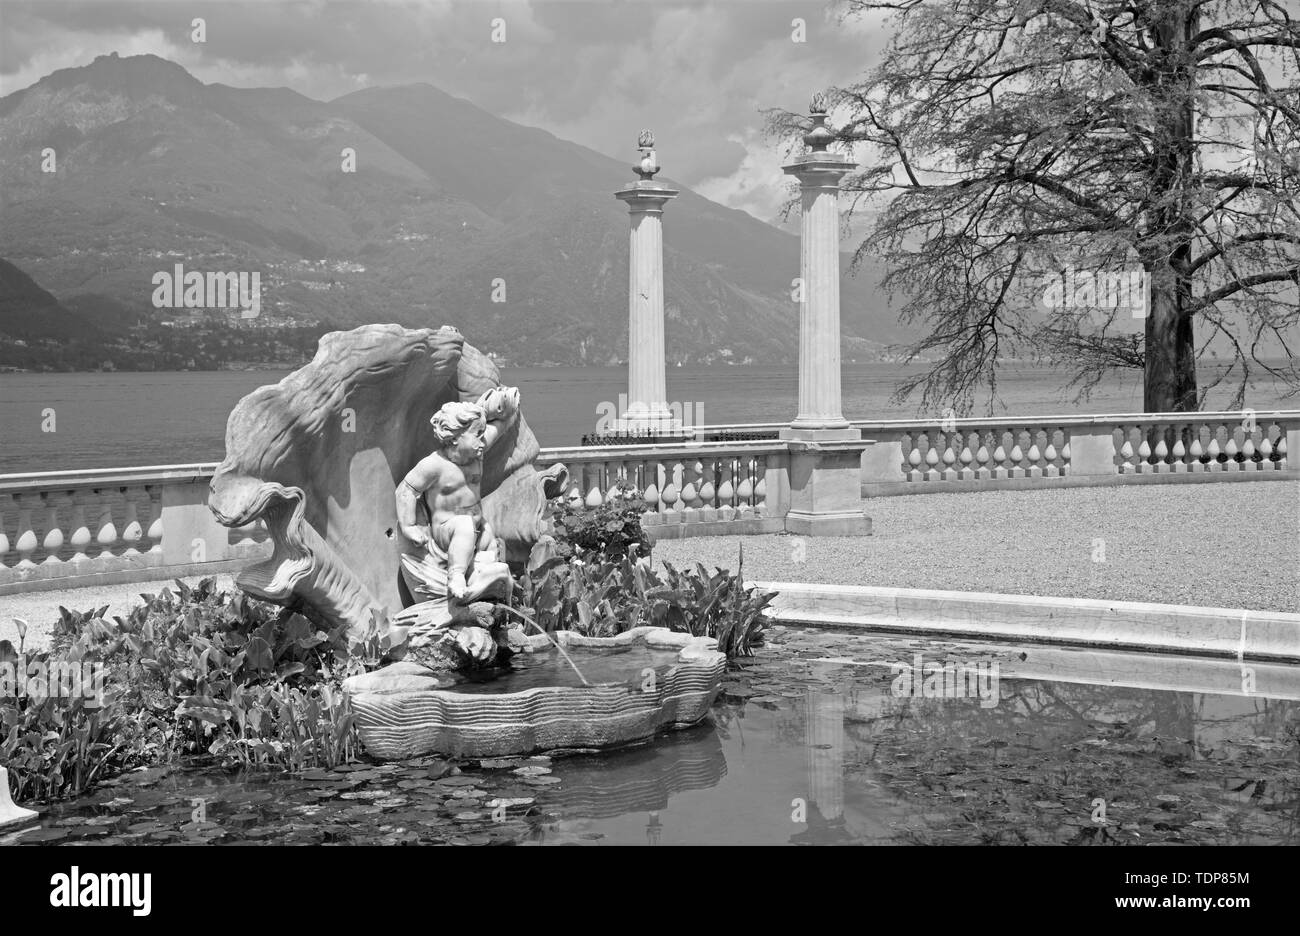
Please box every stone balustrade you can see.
[536,441,789,539]
[681,410,1298,496]
[1,411,1295,594]
[846,410,1297,495]
[0,464,270,596]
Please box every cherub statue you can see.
[393,387,520,659]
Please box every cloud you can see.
[0,0,896,222]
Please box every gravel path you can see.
[0,575,237,651]
[654,481,1300,613]
[2,483,1294,651]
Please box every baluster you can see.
[0,492,10,569]
[1206,435,1222,471]
[1007,430,1024,479]
[958,432,975,482]
[1154,436,1170,472]
[941,437,958,482]
[641,461,661,526]
[975,434,992,481]
[1117,424,1136,474]
[737,459,755,520]
[1241,436,1258,472]
[754,456,768,516]
[1060,434,1071,476]
[924,442,940,481]
[1044,428,1059,479]
[661,461,682,523]
[1136,436,1153,474]
[121,489,143,557]
[1171,426,1188,473]
[145,486,164,557]
[14,494,38,571]
[1026,429,1042,480]
[717,460,736,523]
[1258,435,1274,471]
[1224,431,1240,472]
[1277,432,1288,469]
[1188,431,1205,473]
[40,493,65,569]
[992,431,1009,481]
[67,494,91,563]
[681,460,702,523]
[907,436,923,482]
[698,457,717,523]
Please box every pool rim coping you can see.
[749,580,1300,663]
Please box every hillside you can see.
[0,53,902,367]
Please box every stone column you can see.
[779,95,872,535]
[615,130,679,435]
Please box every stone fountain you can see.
[209,324,725,759]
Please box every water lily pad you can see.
[436,775,480,786]
[512,766,551,776]
[18,828,69,843]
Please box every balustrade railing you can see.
[536,440,789,537]
[0,465,270,595]
[0,410,1294,593]
[844,410,1297,495]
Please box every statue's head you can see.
[431,401,487,464]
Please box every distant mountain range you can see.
[0,53,904,367]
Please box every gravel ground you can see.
[0,575,237,651]
[653,481,1300,613]
[2,482,1294,651]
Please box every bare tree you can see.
[769,0,1300,413]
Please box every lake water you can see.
[0,362,1293,473]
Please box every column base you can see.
[783,434,873,537]
[781,425,861,442]
[785,509,872,537]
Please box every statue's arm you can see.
[396,457,440,545]
[479,387,520,450]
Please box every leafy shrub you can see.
[1,578,369,803]
[548,482,650,562]
[517,551,772,657]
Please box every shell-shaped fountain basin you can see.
[342,627,727,760]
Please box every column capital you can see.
[615,180,680,211]
[782,153,856,185]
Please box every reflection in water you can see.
[536,632,1299,846]
[789,692,853,845]
[10,629,1298,846]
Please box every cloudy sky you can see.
[0,0,893,224]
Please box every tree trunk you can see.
[1143,1,1200,413]
[1143,255,1198,412]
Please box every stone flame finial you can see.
[635,129,659,180]
[803,93,834,153]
